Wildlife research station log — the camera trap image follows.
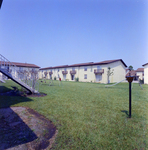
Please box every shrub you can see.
[75,77,79,82]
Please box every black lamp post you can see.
[0,0,3,9]
[126,73,134,118]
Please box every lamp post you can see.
[0,0,3,9]
[126,74,134,118]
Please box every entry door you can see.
[71,75,75,80]
[63,74,66,80]
[96,74,102,82]
[50,74,52,79]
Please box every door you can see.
[71,75,75,80]
[50,74,52,79]
[63,74,66,81]
[96,74,102,82]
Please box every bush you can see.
[75,77,79,82]
[54,77,56,80]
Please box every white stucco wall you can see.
[39,60,126,84]
[136,72,144,80]
[106,61,126,83]
[144,64,148,84]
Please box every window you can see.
[72,67,75,71]
[84,74,87,79]
[58,69,59,72]
[19,67,23,71]
[51,70,52,72]
[97,66,101,69]
[91,67,92,72]
[64,68,67,71]
[84,67,87,71]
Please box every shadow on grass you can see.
[0,107,38,149]
[0,86,38,149]
[0,85,12,93]
[121,110,129,117]
[0,86,34,108]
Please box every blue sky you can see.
[0,0,147,69]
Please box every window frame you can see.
[97,66,101,70]
[84,74,87,79]
[84,66,87,71]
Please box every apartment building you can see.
[126,68,144,81]
[135,68,144,80]
[142,63,148,84]
[0,61,40,80]
[39,59,127,84]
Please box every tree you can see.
[44,71,48,79]
[107,67,114,84]
[128,65,134,71]
[42,71,48,83]
[23,70,30,83]
[17,70,24,80]
[29,69,39,92]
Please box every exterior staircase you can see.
[0,54,38,94]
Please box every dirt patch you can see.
[0,107,58,150]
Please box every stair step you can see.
[0,54,39,94]
[0,68,38,94]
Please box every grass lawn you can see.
[0,80,148,149]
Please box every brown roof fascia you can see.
[69,62,94,67]
[40,65,68,70]
[93,59,127,67]
[0,61,40,68]
[142,63,148,66]
[52,65,69,69]
[39,59,127,70]
[39,67,53,70]
[11,62,40,68]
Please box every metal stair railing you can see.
[0,54,39,93]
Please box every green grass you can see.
[0,80,148,149]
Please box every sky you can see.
[0,0,148,69]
